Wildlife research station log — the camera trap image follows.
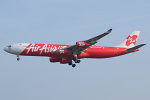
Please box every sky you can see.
[0,0,150,100]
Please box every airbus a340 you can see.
[4,29,145,67]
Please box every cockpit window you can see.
[7,45,11,47]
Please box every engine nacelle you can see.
[60,59,70,64]
[49,57,62,62]
[76,41,90,47]
[57,49,70,54]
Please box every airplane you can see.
[4,29,145,67]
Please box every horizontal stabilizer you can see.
[126,44,146,52]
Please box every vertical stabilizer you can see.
[117,31,140,48]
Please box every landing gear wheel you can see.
[75,61,78,63]
[17,55,20,61]
[75,60,81,63]
[72,64,76,68]
[77,60,81,63]
[17,58,20,61]
[68,61,72,65]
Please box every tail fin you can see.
[117,31,140,48]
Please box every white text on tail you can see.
[117,31,140,48]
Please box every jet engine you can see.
[76,41,90,47]
[60,59,70,64]
[49,57,62,62]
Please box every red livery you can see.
[4,29,145,67]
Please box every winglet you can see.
[107,29,112,33]
[126,44,146,52]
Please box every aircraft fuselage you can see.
[4,43,138,59]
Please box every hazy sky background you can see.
[0,0,149,100]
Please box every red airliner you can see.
[4,29,145,67]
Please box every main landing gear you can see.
[68,61,76,68]
[68,61,77,68]
[17,55,20,61]
[68,56,81,68]
[73,56,81,64]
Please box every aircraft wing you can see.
[84,29,112,44]
[65,29,112,55]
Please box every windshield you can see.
[7,45,11,48]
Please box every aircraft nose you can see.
[4,45,11,53]
[4,47,8,52]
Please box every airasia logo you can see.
[26,43,67,55]
[125,35,138,46]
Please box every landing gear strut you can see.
[17,55,20,61]
[73,56,81,63]
[75,59,81,63]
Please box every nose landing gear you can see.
[17,55,20,61]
